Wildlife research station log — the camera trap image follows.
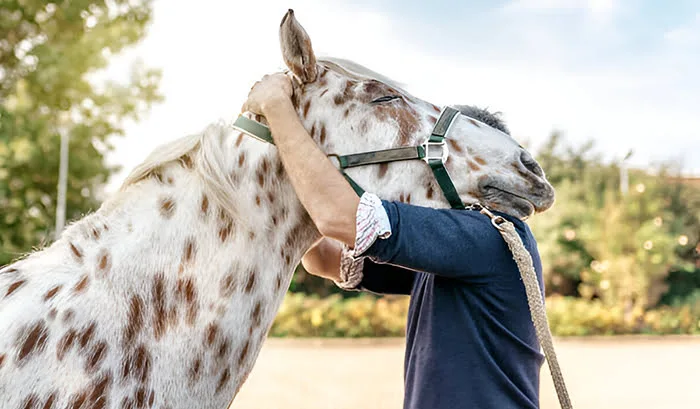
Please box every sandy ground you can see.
[232,336,700,409]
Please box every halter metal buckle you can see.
[421,140,449,164]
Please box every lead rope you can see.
[477,206,573,409]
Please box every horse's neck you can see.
[91,133,319,307]
[26,133,320,400]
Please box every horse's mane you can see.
[117,120,244,222]
[317,56,408,92]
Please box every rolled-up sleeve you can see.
[334,193,416,295]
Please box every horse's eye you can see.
[371,95,400,104]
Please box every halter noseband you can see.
[232,106,466,210]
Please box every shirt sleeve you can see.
[357,199,520,284]
[334,192,415,295]
[355,259,417,295]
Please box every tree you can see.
[530,132,700,316]
[0,0,162,266]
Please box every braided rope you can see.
[497,219,573,409]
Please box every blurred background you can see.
[1,0,699,407]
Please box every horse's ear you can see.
[279,9,318,83]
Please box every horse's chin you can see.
[479,187,537,221]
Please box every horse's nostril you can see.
[520,151,544,177]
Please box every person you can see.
[242,73,545,409]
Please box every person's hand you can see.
[241,73,294,117]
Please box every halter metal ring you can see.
[421,140,449,164]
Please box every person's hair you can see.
[454,105,510,135]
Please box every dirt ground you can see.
[232,336,700,409]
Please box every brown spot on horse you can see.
[19,394,39,409]
[244,271,256,293]
[220,273,238,297]
[334,80,356,105]
[448,139,464,154]
[153,274,167,340]
[70,243,83,263]
[181,154,194,169]
[319,125,327,144]
[57,329,77,361]
[189,357,202,384]
[206,322,220,347]
[183,239,196,264]
[468,118,481,128]
[62,309,75,324]
[251,300,262,328]
[85,341,108,373]
[200,194,209,216]
[17,320,49,364]
[177,277,199,325]
[377,163,389,179]
[238,339,250,367]
[215,368,231,394]
[41,391,58,409]
[97,249,111,277]
[124,295,144,346]
[473,156,487,166]
[159,197,176,219]
[73,275,89,294]
[6,279,26,297]
[219,221,233,242]
[78,322,96,350]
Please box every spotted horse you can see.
[0,9,556,409]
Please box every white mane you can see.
[117,120,244,222]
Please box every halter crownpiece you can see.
[232,106,466,209]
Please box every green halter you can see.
[232,106,465,210]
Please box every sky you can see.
[102,0,700,193]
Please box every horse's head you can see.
[264,10,555,219]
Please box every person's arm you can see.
[243,74,359,248]
[301,237,417,296]
[358,200,520,284]
[300,238,342,282]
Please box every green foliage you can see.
[270,293,410,338]
[529,133,700,314]
[546,295,700,336]
[0,0,162,266]
[270,293,700,337]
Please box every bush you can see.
[546,295,700,336]
[270,293,700,338]
[271,293,409,338]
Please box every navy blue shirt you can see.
[355,200,545,409]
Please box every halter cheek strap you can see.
[232,106,465,210]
